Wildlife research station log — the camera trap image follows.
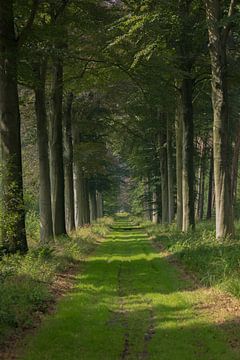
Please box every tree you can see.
[205,0,237,237]
[0,1,31,253]
[63,92,75,232]
[34,60,54,243]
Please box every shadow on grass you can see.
[153,233,240,295]
[21,223,240,360]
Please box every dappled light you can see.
[21,219,240,360]
[1,0,240,358]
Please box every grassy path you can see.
[22,219,239,360]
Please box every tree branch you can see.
[69,55,148,102]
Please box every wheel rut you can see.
[116,227,156,360]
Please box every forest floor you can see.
[19,218,240,360]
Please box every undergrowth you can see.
[143,220,240,299]
[0,216,113,344]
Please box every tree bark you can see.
[89,185,97,223]
[49,59,66,236]
[231,121,240,206]
[152,190,159,224]
[96,191,103,218]
[196,140,206,221]
[206,150,214,220]
[159,129,169,224]
[63,92,75,233]
[175,97,183,230]
[74,167,88,227]
[181,78,195,231]
[206,0,235,237]
[143,179,152,220]
[0,1,27,253]
[199,152,206,221]
[167,117,175,223]
[34,61,54,243]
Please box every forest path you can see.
[22,218,239,360]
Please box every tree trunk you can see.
[199,168,205,221]
[96,191,103,218]
[159,130,169,224]
[152,190,159,224]
[0,1,27,253]
[74,167,84,227]
[167,117,175,222]
[49,59,66,236]
[206,0,235,237]
[143,179,152,220]
[83,178,90,224]
[181,78,195,231]
[175,97,183,230]
[89,186,97,223]
[34,61,54,243]
[73,165,90,226]
[63,92,75,233]
[196,140,206,221]
[206,150,214,220]
[231,121,240,206]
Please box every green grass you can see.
[143,220,240,298]
[21,218,239,359]
[0,217,113,345]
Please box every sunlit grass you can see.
[144,220,240,298]
[21,218,239,360]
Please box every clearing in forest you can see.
[21,219,239,359]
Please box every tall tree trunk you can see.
[0,1,27,253]
[72,114,90,226]
[63,92,75,233]
[167,117,175,222]
[175,96,183,230]
[96,191,103,218]
[159,129,169,224]
[205,0,235,237]
[152,190,159,224]
[74,168,88,227]
[83,178,90,224]
[89,185,97,223]
[196,140,206,221]
[34,61,54,243]
[49,59,66,236]
[73,162,90,226]
[74,166,83,228]
[199,167,205,221]
[231,121,240,207]
[143,179,152,220]
[181,78,195,231]
[206,150,214,220]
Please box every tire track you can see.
[118,262,131,360]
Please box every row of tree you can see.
[0,0,120,254]
[107,0,240,239]
[0,0,240,255]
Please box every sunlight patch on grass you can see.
[22,219,240,360]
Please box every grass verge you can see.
[142,220,240,298]
[0,217,113,345]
